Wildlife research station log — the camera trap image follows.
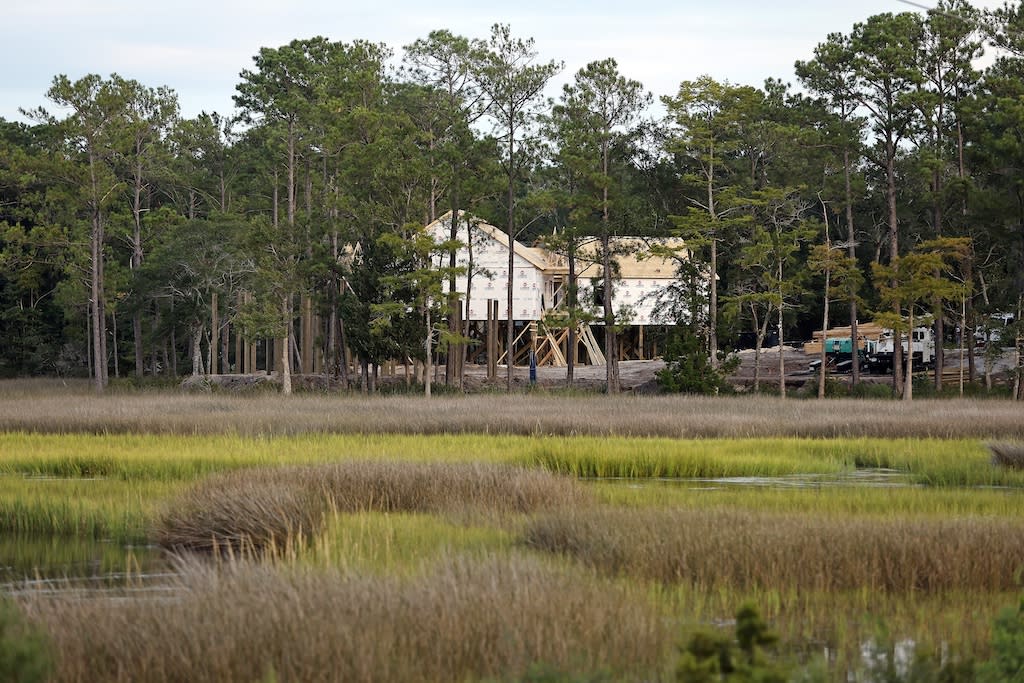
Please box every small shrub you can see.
[677,604,788,682]
[850,381,895,399]
[657,330,737,395]
[977,596,1024,683]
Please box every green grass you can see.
[590,479,1024,517]
[0,478,182,541]
[1,432,1015,485]
[307,512,515,574]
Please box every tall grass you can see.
[19,554,672,683]
[2,388,1024,438]
[523,507,1024,593]
[154,461,588,552]
[307,512,514,574]
[659,583,1013,676]
[591,480,1024,518]
[0,479,181,540]
[4,432,1014,485]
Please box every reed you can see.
[154,461,588,552]
[522,507,1024,593]
[2,388,1024,439]
[18,554,672,683]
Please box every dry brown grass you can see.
[989,441,1024,469]
[1,386,1024,439]
[154,460,589,552]
[523,507,1024,593]
[20,554,671,683]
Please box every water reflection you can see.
[0,534,166,587]
[595,468,915,490]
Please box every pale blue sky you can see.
[1,0,1005,123]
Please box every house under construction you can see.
[425,212,691,367]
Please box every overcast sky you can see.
[1,0,1006,124]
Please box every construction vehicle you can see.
[804,323,882,374]
[805,322,934,375]
[864,327,935,374]
[806,336,875,374]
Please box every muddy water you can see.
[0,534,167,588]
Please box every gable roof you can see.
[576,237,688,279]
[424,211,551,271]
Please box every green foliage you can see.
[657,329,737,395]
[978,596,1024,683]
[677,604,787,682]
[0,598,52,683]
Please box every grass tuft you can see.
[988,442,1024,470]
[154,461,588,552]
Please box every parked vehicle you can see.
[806,337,872,374]
[864,327,935,374]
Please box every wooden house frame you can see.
[425,212,692,366]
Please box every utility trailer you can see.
[806,337,873,374]
[804,323,883,374]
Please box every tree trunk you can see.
[221,313,230,374]
[210,291,218,376]
[506,131,516,393]
[886,146,904,396]
[567,244,576,388]
[602,232,619,394]
[708,171,719,369]
[280,296,292,395]
[88,148,108,393]
[777,278,786,399]
[844,148,859,388]
[191,325,204,376]
[91,211,106,393]
[904,308,915,401]
[424,304,433,398]
[132,159,145,379]
[462,213,474,391]
[819,268,830,399]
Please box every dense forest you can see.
[1,0,1022,397]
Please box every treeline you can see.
[1,1,1022,397]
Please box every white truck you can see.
[864,327,935,374]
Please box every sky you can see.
[0,0,1008,124]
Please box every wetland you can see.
[2,381,1023,681]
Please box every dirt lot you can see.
[191,345,1016,394]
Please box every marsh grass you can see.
[154,461,588,552]
[19,554,671,683]
[523,507,1024,593]
[0,478,180,540]
[2,388,1024,439]
[307,512,514,573]
[591,480,1024,517]
[659,583,1013,675]
[3,432,1012,486]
